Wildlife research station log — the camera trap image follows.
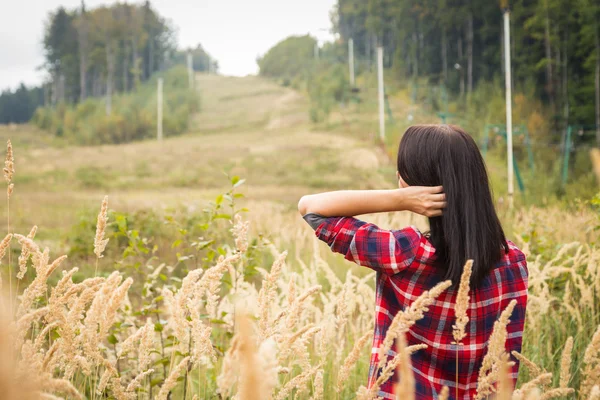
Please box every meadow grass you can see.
[1,73,600,399]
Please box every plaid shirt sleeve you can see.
[314,216,421,275]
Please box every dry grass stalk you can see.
[257,251,287,339]
[394,332,415,400]
[236,313,260,400]
[497,354,513,400]
[274,364,320,400]
[17,226,37,279]
[475,299,517,400]
[0,233,12,264]
[41,378,82,400]
[377,280,452,370]
[590,148,600,186]
[580,324,600,397]
[190,316,216,367]
[217,336,240,397]
[336,330,373,392]
[258,337,279,399]
[452,259,473,400]
[438,386,449,400]
[3,139,14,183]
[3,139,13,303]
[156,356,190,400]
[559,336,573,388]
[539,388,575,399]
[452,259,473,344]
[94,195,109,259]
[512,373,553,400]
[126,369,154,393]
[590,385,600,400]
[232,214,250,254]
[406,343,428,354]
[282,284,322,331]
[15,245,66,319]
[511,351,544,379]
[309,369,324,400]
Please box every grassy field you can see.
[0,74,390,239]
[2,73,600,399]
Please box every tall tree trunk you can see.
[366,32,371,72]
[79,52,87,101]
[563,27,569,129]
[149,36,154,76]
[595,21,600,147]
[51,73,58,106]
[131,36,140,89]
[123,44,130,92]
[556,33,562,104]
[412,31,419,78]
[59,73,65,103]
[544,1,555,109]
[467,11,474,94]
[79,26,88,101]
[458,35,465,96]
[442,29,448,83]
[501,24,505,75]
[77,14,88,102]
[418,22,423,75]
[44,83,50,107]
[106,43,114,116]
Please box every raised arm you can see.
[298,187,446,218]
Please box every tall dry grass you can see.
[1,140,600,399]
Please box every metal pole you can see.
[349,38,355,86]
[503,9,514,209]
[157,77,163,141]
[187,51,194,89]
[377,46,385,141]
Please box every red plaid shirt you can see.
[313,216,528,400]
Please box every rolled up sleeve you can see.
[305,215,421,275]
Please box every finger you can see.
[431,193,446,202]
[428,209,443,217]
[432,201,447,209]
[428,185,444,193]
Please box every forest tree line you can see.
[0,1,216,124]
[332,0,600,134]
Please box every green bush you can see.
[32,66,200,145]
[308,64,350,122]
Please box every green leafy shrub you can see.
[32,66,200,145]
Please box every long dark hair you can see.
[396,124,508,287]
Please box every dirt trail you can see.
[191,73,385,171]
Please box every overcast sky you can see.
[0,0,336,91]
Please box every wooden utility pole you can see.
[187,50,194,89]
[349,38,355,86]
[503,8,514,208]
[377,46,385,141]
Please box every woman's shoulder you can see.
[393,226,438,264]
[496,239,528,280]
[505,240,527,262]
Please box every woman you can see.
[298,125,528,399]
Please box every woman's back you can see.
[311,216,528,399]
[299,123,528,399]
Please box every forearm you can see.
[298,189,407,217]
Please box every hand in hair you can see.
[400,185,446,217]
